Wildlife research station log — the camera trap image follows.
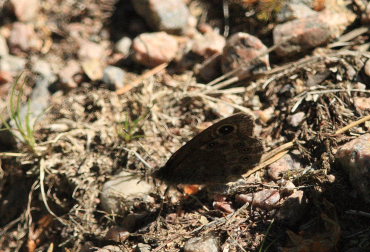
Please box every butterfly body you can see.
[153,113,264,185]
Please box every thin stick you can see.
[243,141,295,178]
[243,150,289,179]
[116,63,168,95]
[335,114,370,135]
[0,152,27,157]
[260,141,294,162]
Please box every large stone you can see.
[336,134,370,203]
[274,5,355,56]
[221,32,269,76]
[100,171,154,215]
[184,233,220,252]
[132,32,179,67]
[132,0,191,33]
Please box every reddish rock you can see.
[212,194,234,213]
[58,60,82,89]
[268,154,301,181]
[132,32,179,67]
[105,226,129,243]
[364,59,370,78]
[10,0,40,22]
[8,22,42,52]
[273,15,331,56]
[354,97,370,111]
[336,134,370,203]
[192,30,226,58]
[132,0,191,33]
[78,40,105,61]
[237,189,281,210]
[287,111,306,127]
[0,71,13,85]
[274,7,355,56]
[221,32,269,75]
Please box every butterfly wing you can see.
[153,113,264,184]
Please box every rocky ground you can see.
[0,0,370,251]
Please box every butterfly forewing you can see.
[153,113,264,184]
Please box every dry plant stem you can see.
[39,158,67,225]
[243,141,295,178]
[335,114,370,135]
[116,63,168,95]
[345,210,370,218]
[328,27,369,48]
[0,152,27,157]
[196,93,253,114]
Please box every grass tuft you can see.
[0,74,39,154]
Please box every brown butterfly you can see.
[153,113,264,185]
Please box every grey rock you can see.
[136,243,151,252]
[287,111,305,127]
[276,3,317,23]
[115,37,132,57]
[0,55,27,73]
[132,0,191,33]
[100,171,154,215]
[31,59,57,83]
[103,66,126,90]
[184,233,220,252]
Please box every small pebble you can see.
[105,226,130,243]
[268,154,301,181]
[10,0,40,22]
[103,65,126,90]
[58,60,82,89]
[9,22,42,52]
[0,35,9,56]
[0,55,27,73]
[288,111,305,127]
[115,37,132,57]
[132,32,179,67]
[237,189,281,210]
[336,134,370,203]
[192,29,226,58]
